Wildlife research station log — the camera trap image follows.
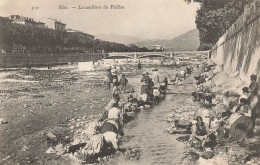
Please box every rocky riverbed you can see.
[0,61,259,165]
[0,65,113,164]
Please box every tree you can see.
[0,16,149,53]
[185,0,252,50]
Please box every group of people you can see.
[140,69,168,103]
[189,62,259,153]
[170,66,193,83]
[192,63,216,106]
[106,66,128,94]
[79,67,169,160]
[228,74,259,142]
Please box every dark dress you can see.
[196,123,207,136]
[138,62,142,69]
[230,115,253,142]
[99,122,118,134]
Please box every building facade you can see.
[152,44,165,52]
[42,18,66,31]
[9,15,45,28]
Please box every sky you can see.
[0,0,200,40]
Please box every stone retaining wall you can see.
[210,0,260,84]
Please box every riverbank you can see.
[105,66,201,165]
[163,61,260,165]
[0,65,113,164]
[0,63,179,164]
[0,60,259,165]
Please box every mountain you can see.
[95,33,145,45]
[133,29,200,51]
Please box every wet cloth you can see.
[139,94,148,102]
[153,89,160,97]
[103,132,118,150]
[107,107,121,119]
[230,115,253,142]
[89,134,104,154]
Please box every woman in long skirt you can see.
[229,98,254,142]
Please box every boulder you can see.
[124,148,141,160]
[221,78,244,92]
[212,72,228,87]
[197,155,228,165]
[46,132,57,140]
[201,151,215,159]
[213,104,230,113]
[22,145,29,151]
[166,118,174,122]
[0,118,8,124]
[55,144,66,155]
[46,147,55,154]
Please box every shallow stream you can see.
[108,81,197,165]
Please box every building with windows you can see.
[9,15,45,28]
[42,18,66,31]
[35,22,45,28]
[152,44,165,52]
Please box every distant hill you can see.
[134,29,200,51]
[95,33,145,45]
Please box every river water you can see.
[107,80,198,165]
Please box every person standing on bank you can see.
[119,74,128,94]
[249,74,259,95]
[248,74,259,132]
[176,58,180,68]
[111,66,118,81]
[152,68,160,87]
[112,81,120,96]
[106,69,113,90]
[138,60,142,70]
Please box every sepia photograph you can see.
[0,0,259,164]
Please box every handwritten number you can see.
[32,6,39,11]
